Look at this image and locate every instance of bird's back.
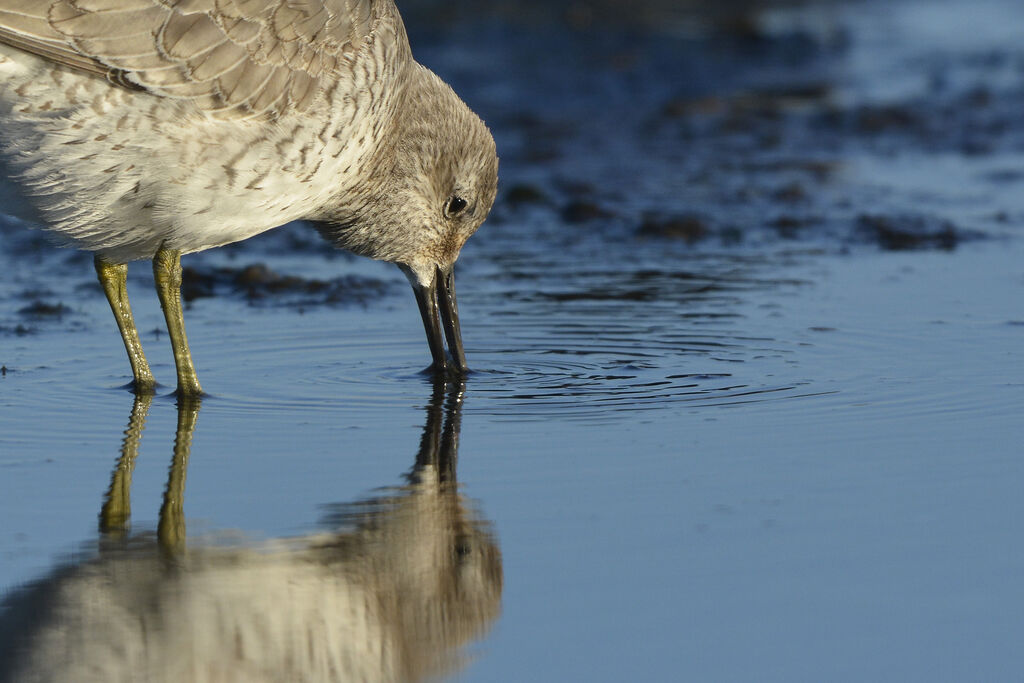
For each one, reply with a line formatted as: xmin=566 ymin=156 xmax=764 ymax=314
xmin=0 ymin=0 xmax=397 ymax=119
xmin=0 ymin=0 xmax=412 ymax=262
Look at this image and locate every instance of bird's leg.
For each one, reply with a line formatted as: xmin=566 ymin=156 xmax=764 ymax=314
xmin=94 ymin=256 xmax=157 ymax=393
xmin=153 ymin=247 xmax=202 ymax=397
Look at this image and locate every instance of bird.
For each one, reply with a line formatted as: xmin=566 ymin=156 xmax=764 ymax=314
xmin=0 ymin=0 xmax=498 ymax=395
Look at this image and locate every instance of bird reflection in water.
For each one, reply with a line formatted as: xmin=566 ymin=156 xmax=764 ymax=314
xmin=0 ymin=382 xmax=501 ymax=683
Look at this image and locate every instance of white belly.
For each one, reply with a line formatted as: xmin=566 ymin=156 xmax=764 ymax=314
xmin=0 ymin=46 xmax=372 ymax=263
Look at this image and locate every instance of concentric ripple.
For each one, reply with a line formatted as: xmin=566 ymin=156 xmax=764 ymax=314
xmin=416 ymin=242 xmax=833 ymax=421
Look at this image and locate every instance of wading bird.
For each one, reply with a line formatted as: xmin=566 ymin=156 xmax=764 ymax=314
xmin=0 ymin=0 xmax=498 ymax=394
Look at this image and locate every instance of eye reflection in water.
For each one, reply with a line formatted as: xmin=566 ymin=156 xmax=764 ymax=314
xmin=0 ymin=381 xmax=502 ymax=683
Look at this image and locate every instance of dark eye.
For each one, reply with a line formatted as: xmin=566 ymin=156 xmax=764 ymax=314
xmin=445 ymin=195 xmax=468 ymax=218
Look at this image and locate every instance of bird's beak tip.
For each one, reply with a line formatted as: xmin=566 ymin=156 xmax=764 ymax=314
xmin=410 ymin=263 xmax=468 ymax=375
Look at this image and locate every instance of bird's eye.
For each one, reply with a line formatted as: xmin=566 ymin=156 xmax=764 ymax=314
xmin=446 ymin=195 xmax=468 ymax=218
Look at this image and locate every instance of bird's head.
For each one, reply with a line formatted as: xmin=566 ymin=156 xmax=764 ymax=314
xmin=314 ymin=64 xmax=498 ymax=374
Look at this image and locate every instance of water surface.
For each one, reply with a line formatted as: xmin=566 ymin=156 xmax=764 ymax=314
xmin=3 ymin=0 xmax=1024 ymax=680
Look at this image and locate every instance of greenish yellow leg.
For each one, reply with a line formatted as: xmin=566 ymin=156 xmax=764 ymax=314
xmin=158 ymin=396 xmax=201 ymax=556
xmin=99 ymin=393 xmax=153 ymax=537
xmin=153 ymin=247 xmax=202 ymax=397
xmin=94 ymin=256 xmax=157 ymax=392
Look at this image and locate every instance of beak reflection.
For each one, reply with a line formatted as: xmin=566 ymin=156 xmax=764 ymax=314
xmin=412 ymin=265 xmax=469 ymax=374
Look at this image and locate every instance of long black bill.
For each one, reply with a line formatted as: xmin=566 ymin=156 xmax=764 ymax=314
xmin=412 ymin=265 xmax=468 ymax=374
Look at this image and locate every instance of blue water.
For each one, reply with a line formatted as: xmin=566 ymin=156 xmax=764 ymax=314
xmin=3 ymin=0 xmax=1024 ymax=680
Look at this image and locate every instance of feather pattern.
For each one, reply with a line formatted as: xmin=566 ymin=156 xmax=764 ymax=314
xmin=0 ymin=0 xmax=386 ymax=118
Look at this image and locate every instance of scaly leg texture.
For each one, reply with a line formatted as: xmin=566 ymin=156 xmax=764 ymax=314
xmin=153 ymin=247 xmax=202 ymax=396
xmin=94 ymin=256 xmax=157 ymax=392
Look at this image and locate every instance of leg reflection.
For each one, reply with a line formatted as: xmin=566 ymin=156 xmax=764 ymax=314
xmin=97 ymin=394 xmax=201 ymax=554
xmin=99 ymin=393 xmax=153 ymax=538
xmin=157 ymin=396 xmax=201 ymax=555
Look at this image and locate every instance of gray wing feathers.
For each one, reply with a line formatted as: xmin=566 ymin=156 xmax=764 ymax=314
xmin=0 ymin=0 xmax=384 ymax=118
xmin=0 ymin=1 xmax=108 ymax=77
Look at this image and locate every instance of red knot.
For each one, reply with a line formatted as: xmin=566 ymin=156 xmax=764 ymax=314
xmin=0 ymin=0 xmax=498 ymax=395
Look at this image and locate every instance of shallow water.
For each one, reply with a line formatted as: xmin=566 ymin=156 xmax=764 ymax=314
xmin=3 ymin=0 xmax=1024 ymax=680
